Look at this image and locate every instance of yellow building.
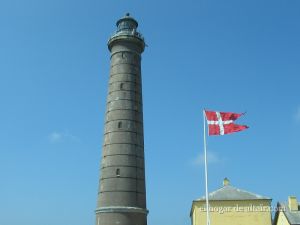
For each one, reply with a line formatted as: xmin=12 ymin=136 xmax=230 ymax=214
xmin=273 ymin=196 xmax=300 ymax=225
xmin=190 ymin=178 xmax=272 ymax=225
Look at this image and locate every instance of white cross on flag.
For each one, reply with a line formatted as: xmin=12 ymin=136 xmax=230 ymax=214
xmin=204 ymin=110 xmax=249 ymax=136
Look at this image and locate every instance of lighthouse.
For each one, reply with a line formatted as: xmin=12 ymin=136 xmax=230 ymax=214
xmin=95 ymin=14 xmax=148 ymax=225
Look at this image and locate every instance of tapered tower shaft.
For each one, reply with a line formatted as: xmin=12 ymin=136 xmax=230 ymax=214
xmin=95 ymin=14 xmax=148 ymax=225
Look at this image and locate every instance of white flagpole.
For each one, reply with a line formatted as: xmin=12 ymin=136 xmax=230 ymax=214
xmin=203 ymin=110 xmax=210 ymax=225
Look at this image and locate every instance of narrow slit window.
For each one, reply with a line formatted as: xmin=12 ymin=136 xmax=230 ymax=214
xmin=116 ymin=168 xmax=120 ymax=177
xmin=120 ymin=83 xmax=124 ymax=90
xmin=118 ymin=121 xmax=122 ymax=129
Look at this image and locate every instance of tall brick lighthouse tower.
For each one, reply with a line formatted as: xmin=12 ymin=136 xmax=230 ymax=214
xmin=95 ymin=14 xmax=148 ymax=225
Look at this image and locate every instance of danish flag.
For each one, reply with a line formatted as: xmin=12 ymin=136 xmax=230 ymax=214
xmin=204 ymin=110 xmax=249 ymax=136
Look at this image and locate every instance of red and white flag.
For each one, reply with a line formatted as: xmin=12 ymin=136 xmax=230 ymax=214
xmin=204 ymin=110 xmax=248 ymax=136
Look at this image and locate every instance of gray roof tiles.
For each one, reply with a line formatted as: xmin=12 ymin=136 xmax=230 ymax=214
xmin=280 ymin=203 xmax=300 ymax=225
xmin=196 ymin=185 xmax=271 ymax=201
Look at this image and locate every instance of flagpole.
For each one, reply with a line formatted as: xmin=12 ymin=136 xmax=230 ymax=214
xmin=203 ymin=110 xmax=210 ymax=225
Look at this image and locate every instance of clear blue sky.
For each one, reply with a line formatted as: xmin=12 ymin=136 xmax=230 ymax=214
xmin=1 ymin=0 xmax=300 ymax=225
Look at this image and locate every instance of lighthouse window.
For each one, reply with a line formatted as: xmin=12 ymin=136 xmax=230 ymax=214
xmin=116 ymin=168 xmax=120 ymax=177
xmin=120 ymin=83 xmax=124 ymax=90
xmin=134 ymin=55 xmax=138 ymax=63
xmin=118 ymin=121 xmax=122 ymax=129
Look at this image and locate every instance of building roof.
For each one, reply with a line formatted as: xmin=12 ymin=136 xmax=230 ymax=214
xmin=190 ymin=179 xmax=271 ymax=217
xmin=278 ymin=202 xmax=300 ymax=225
xmin=195 ymin=184 xmax=271 ymax=201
